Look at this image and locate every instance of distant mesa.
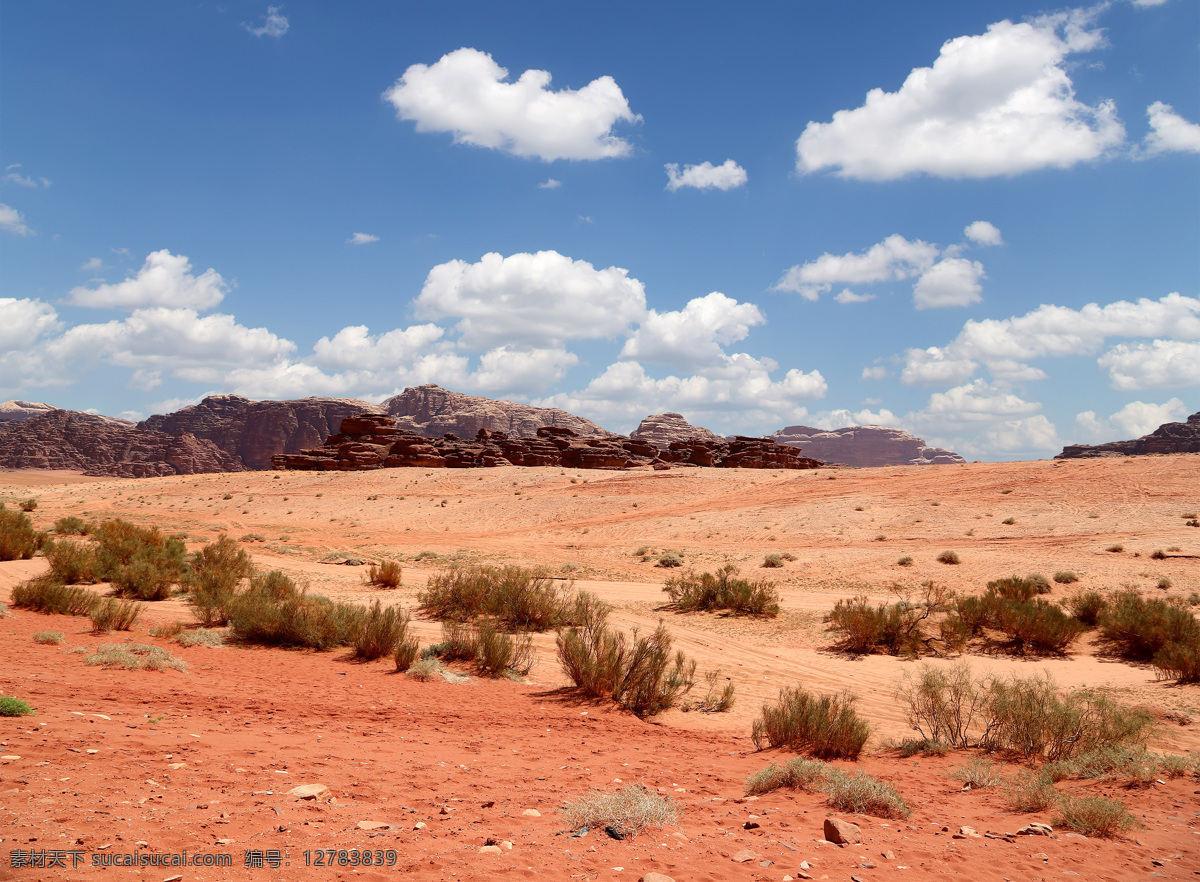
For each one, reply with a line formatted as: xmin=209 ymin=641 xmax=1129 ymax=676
xmin=384 ymin=384 xmax=612 ymax=440
xmin=770 ymin=424 xmax=965 ymax=467
xmin=630 ymin=412 xmax=722 ymax=447
xmin=0 ymin=400 xmax=59 ymax=423
xmin=1056 ymin=411 xmax=1200 ymax=459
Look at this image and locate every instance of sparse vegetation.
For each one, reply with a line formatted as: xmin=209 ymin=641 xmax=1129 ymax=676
xmin=948 ymin=757 xmax=1002 ymax=788
xmin=1003 ymin=770 xmax=1055 ymax=812
xmin=83 ymin=643 xmax=187 ymax=672
xmin=656 ymin=551 xmax=684 ymax=568
xmin=0 ymin=695 xmax=35 ymax=716
xmin=751 ymin=684 xmax=871 ymax=759
xmin=90 ymin=519 xmax=188 ymax=600
xmin=472 ymin=619 xmax=534 ymax=678
xmin=1054 ymin=794 xmax=1139 ymax=838
xmin=560 ymin=783 xmax=679 ymax=838
xmin=897 ymin=556 xmax=914 ymax=567
xmin=89 ymin=597 xmax=143 ymax=632
xmin=0 ymin=506 xmax=46 ymax=561
xmin=762 ymin=553 xmax=784 ymax=568
xmin=19 ymin=498 xmax=37 ymax=512
xmin=827 ymin=582 xmax=953 ymax=656
xmin=353 ymin=601 xmax=413 ymax=661
xmin=663 ymin=564 xmax=780 ymax=617
xmin=419 ymin=564 xmax=584 ymax=631
xmin=1098 ymin=589 xmax=1200 ymax=682
xmin=1063 ymin=590 xmax=1108 ymax=627
xmin=687 ymin=669 xmax=735 ymax=713
xmin=1001 ymin=517 xmax=1015 ymax=525
xmin=175 ymin=628 xmax=225 ymax=648
xmin=1053 ymin=571 xmax=1079 ymax=584
xmin=404 ymin=655 xmax=442 ymax=681
xmin=53 ymin=516 xmax=88 ymax=535
xmin=949 ymin=576 xmax=1084 ymax=654
xmin=367 ymin=560 xmax=402 ymax=588
xmin=744 ymin=757 xmax=909 ymax=818
xmin=1105 ymin=544 xmax=1124 ymax=553
xmin=11 ymin=577 xmax=99 ymax=616
xmin=936 ymin=550 xmax=960 ymax=565
xmin=32 ymin=632 xmax=64 ymax=645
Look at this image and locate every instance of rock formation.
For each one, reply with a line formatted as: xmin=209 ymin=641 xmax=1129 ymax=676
xmin=138 ymin=395 xmax=386 ymax=470
xmin=1056 ymin=411 xmax=1200 ymax=458
xmin=0 ymin=409 xmax=242 ymax=477
xmin=273 ymin=414 xmax=823 ymax=472
xmin=0 ymin=400 xmax=58 ymax=423
xmin=630 ymin=413 xmax=723 ymax=447
xmin=382 ymin=384 xmax=612 ymax=440
xmin=770 ymin=425 xmax=965 ymax=467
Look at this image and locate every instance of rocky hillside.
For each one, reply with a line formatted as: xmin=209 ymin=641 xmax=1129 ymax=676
xmin=629 ymin=412 xmax=722 ymax=447
xmin=138 ymin=395 xmax=385 ymax=470
xmin=0 ymin=409 xmax=242 ymax=477
xmin=1057 ymin=411 xmax=1200 ymax=458
xmin=771 ymin=424 xmax=965 ymax=466
xmin=0 ymin=400 xmax=58 ymax=423
xmin=383 ymin=384 xmax=612 ymax=439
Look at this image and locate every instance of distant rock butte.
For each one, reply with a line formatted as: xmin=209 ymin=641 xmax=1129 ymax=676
xmin=383 ymin=384 xmax=612 ymax=440
xmin=0 ymin=400 xmax=59 ymax=423
xmin=139 ymin=395 xmax=386 ymax=470
xmin=0 ymin=409 xmax=242 ymax=477
xmin=771 ymin=424 xmax=965 ymax=467
xmin=630 ymin=413 xmax=723 ymax=447
xmin=1057 ymin=411 xmax=1200 ymax=458
xmin=273 ymin=413 xmax=823 ymax=472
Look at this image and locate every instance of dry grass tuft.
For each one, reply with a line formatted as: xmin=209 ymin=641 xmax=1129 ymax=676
xmin=751 ymin=684 xmax=871 ymax=759
xmin=560 ymin=784 xmax=679 ymax=838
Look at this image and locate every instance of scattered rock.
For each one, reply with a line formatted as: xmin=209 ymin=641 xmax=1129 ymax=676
xmin=356 ymin=821 xmax=392 ymax=831
xmin=413 ymin=822 xmax=426 ymax=830
xmin=630 ymin=413 xmax=722 ymax=447
xmin=522 ymin=809 xmax=541 ymax=817
xmin=730 ymin=849 xmax=757 ymax=863
xmin=954 ymin=826 xmax=981 ymax=839
xmin=287 ymin=784 xmax=332 ymax=801
xmin=605 ymin=825 xmax=626 ymax=840
xmin=1015 ymin=822 xmax=1055 ymax=838
xmin=638 ymin=874 xmax=676 ymax=882
xmin=479 ymin=845 xmax=502 ymax=855
xmin=824 ymin=817 xmax=862 ymax=845
xmin=1057 ymin=411 xmax=1200 ymax=459
xmin=743 ymin=820 xmax=761 ymax=830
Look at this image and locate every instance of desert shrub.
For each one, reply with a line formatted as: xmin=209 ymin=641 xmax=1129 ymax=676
xmin=1105 ymin=544 xmax=1124 ymax=553
xmin=89 ymin=519 xmax=187 ymax=600
xmin=751 ymin=684 xmax=870 ymax=759
xmin=1003 ymin=770 xmax=1056 ymax=812
xmin=436 ymin=620 xmax=479 ymax=662
xmin=827 ymin=582 xmax=953 ymax=656
xmin=937 ymin=550 xmax=960 ymax=565
xmin=745 ymin=757 xmax=830 ymax=795
xmin=353 ymin=600 xmax=412 ymax=661
xmin=824 ymin=768 xmax=910 ymax=819
xmin=1054 ymin=794 xmax=1139 ymax=837
xmin=948 ymin=757 xmax=1002 ymax=789
xmin=367 ymin=560 xmax=402 ymax=588
xmin=53 ymin=516 xmax=88 ymax=535
xmin=1054 ymin=571 xmax=1080 ymax=584
xmin=83 ymin=643 xmax=187 ymax=672
xmin=405 ymin=656 xmax=442 ymax=680
xmin=1025 ymin=573 xmax=1052 ymax=594
xmin=1099 ymin=589 xmax=1200 ymax=681
xmin=1063 ymin=591 xmax=1108 ymax=627
xmin=950 ymin=578 xmax=1083 ymax=654
xmin=0 ymin=601 xmax=7 ymax=617
xmin=225 ymin=581 xmax=366 ymax=651
xmin=32 ymin=632 xmax=64 ymax=645
xmin=762 ymin=553 xmax=784 ymax=568
xmin=897 ymin=662 xmax=989 ymax=749
xmin=89 ymin=597 xmax=143 ymax=632
xmin=187 ymin=535 xmax=253 ymax=587
xmin=987 ymin=576 xmax=1040 ymax=601
xmin=0 ymin=696 xmax=35 ymax=716
xmin=1156 ymin=577 xmax=1172 ymax=590
xmin=1055 ymin=745 xmax=1162 ymax=783
xmin=419 ymin=564 xmax=573 ymax=631
xmin=393 ymin=633 xmax=421 ymax=672
xmin=663 ymin=564 xmax=780 ymax=617
xmin=0 ymin=507 xmax=45 ymax=561
xmin=18 ymin=498 xmax=37 ymax=512
xmin=150 ymin=621 xmax=185 ymax=639
xmin=1001 ymin=517 xmax=1015 ymax=525
xmin=689 ymin=669 xmax=735 ymax=713
xmin=560 ymin=783 xmax=679 ymax=838
xmin=557 ymin=616 xmax=696 ymax=718
xmin=44 ymin=538 xmax=99 ymax=584
xmin=1150 ymin=549 xmax=1166 ymax=560
xmin=473 ymin=618 xmax=534 ymax=677
xmin=895 ymin=737 xmax=951 ymax=757
xmin=175 ymin=628 xmax=225 ymax=648
xmin=897 ymin=556 xmax=914 ymax=567
xmin=656 ymin=551 xmax=684 ymax=568
xmin=11 ymin=576 xmax=99 ymax=616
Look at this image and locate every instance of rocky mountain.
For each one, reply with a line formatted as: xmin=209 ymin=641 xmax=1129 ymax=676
xmin=0 ymin=409 xmax=242 ymax=477
xmin=630 ymin=412 xmax=722 ymax=447
xmin=1057 ymin=411 xmax=1200 ymax=458
xmin=138 ymin=395 xmax=385 ymax=470
xmin=770 ymin=425 xmax=965 ymax=466
xmin=382 ymin=384 xmax=612 ymax=440
xmin=0 ymin=400 xmax=59 ymax=423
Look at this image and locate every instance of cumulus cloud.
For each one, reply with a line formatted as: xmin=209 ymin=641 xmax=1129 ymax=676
xmin=311 ymin=324 xmax=447 ymax=371
xmin=664 ymin=159 xmax=748 ymax=192
xmin=1110 ymin=397 xmax=1187 ymax=436
xmin=383 ymin=48 xmax=640 ymax=161
xmin=470 ymin=346 xmax=579 ymax=393
xmin=2 ymin=165 xmax=50 ymax=188
xmin=912 ymin=257 xmax=985 ymax=309
xmin=1098 ymin=339 xmax=1200 ymax=390
xmin=808 ymin=407 xmax=903 ymax=430
xmin=774 ymin=234 xmax=939 ymax=301
xmin=0 ymin=298 xmax=61 ymax=351
xmin=68 ymin=250 xmax=228 ymax=310
xmin=243 ymin=5 xmax=289 ymax=38
xmin=414 ymin=250 xmax=647 ymax=350
xmin=795 ymin=12 xmax=1124 ymax=179
xmin=620 ymin=292 xmax=764 ymax=370
xmin=861 ymin=365 xmax=890 ymax=380
xmin=348 ymin=232 xmax=380 ymax=245
xmin=0 ymin=204 xmax=32 ymax=236
xmin=964 ymin=220 xmax=1003 ymax=246
xmin=1141 ymin=102 xmax=1200 ymax=156
xmin=834 ymin=289 xmax=875 ymax=304
xmin=537 ymin=178 xmax=561 ymax=189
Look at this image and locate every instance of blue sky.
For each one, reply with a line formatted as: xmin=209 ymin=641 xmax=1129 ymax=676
xmin=1 ymin=0 xmax=1197 ymax=459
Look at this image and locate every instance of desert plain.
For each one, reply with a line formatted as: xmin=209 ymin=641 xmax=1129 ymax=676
xmin=0 ymin=454 xmax=1198 ymax=881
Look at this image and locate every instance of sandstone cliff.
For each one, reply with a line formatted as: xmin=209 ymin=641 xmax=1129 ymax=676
xmin=0 ymin=401 xmax=59 ymax=423
xmin=139 ymin=395 xmax=385 ymax=470
xmin=1057 ymin=411 xmax=1200 ymax=458
xmin=383 ymin=384 xmax=612 ymax=440
xmin=0 ymin=409 xmax=242 ymax=477
xmin=770 ymin=424 xmax=965 ymax=467
xmin=630 ymin=413 xmax=723 ymax=447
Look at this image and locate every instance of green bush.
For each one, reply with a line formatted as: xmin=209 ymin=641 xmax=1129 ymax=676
xmin=224 ymin=577 xmax=367 ymax=651
xmin=353 ymin=600 xmax=412 ymax=660
xmin=44 ymin=538 xmax=99 ymax=584
xmin=1063 ymin=590 xmax=1108 ymax=627
xmin=1054 ymin=794 xmax=1139 ymax=837
xmin=89 ymin=519 xmax=187 ymax=600
xmin=1053 ymin=571 xmax=1080 ymax=584
xmin=11 ymin=577 xmax=99 ymax=616
xmin=656 ymin=551 xmax=684 ymax=568
xmin=0 ymin=506 xmax=45 ymax=561
xmin=19 ymin=498 xmax=37 ymax=512
xmin=83 ymin=643 xmax=187 ymax=672
xmin=368 ymin=560 xmax=402 ymax=588
xmin=937 ymin=550 xmax=960 ymax=565
xmin=751 ymin=684 xmax=871 ymax=759
xmin=1099 ymin=589 xmax=1200 ymax=682
xmin=663 ymin=564 xmax=780 ymax=617
xmin=948 ymin=757 xmax=1002 ymax=788
xmin=53 ymin=516 xmax=89 ymax=535
xmin=762 ymin=553 xmax=785 ymax=568
xmin=393 ymin=634 xmax=421 ymax=672
xmin=89 ymin=597 xmax=143 ymax=633
xmin=949 ymin=578 xmax=1084 ymax=654
xmin=690 ymin=669 xmax=736 ymax=713
xmin=897 ymin=556 xmax=914 ymax=567
xmin=175 ymin=628 xmax=225 ymax=648
xmin=0 ymin=695 xmax=35 ymax=716
xmin=897 ymin=662 xmax=988 ymax=749
xmin=472 ymin=618 xmax=534 ymax=678
xmin=827 ymin=583 xmax=953 ymax=656
xmin=1003 ymin=770 xmax=1055 ymax=812
xmin=419 ymin=564 xmax=575 ymax=631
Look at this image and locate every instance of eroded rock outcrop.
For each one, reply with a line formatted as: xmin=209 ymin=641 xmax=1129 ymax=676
xmin=139 ymin=395 xmax=386 ymax=470
xmin=383 ymin=384 xmax=612 ymax=440
xmin=0 ymin=409 xmax=243 ymax=477
xmin=630 ymin=413 xmax=723 ymax=447
xmin=0 ymin=401 xmax=58 ymax=423
xmin=273 ymin=414 xmax=823 ymax=472
xmin=1057 ymin=411 xmax=1200 ymax=458
xmin=770 ymin=425 xmax=965 ymax=467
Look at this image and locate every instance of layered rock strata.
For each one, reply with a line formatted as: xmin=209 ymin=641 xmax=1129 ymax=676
xmin=1056 ymin=411 xmax=1200 ymax=458
xmin=273 ymin=414 xmax=823 ymax=471
xmin=629 ymin=412 xmax=723 ymax=447
xmin=770 ymin=425 xmax=964 ymax=466
xmin=382 ymin=384 xmax=613 ymax=440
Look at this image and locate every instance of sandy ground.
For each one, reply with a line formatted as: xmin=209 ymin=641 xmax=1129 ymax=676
xmin=1 ymin=456 xmax=1198 ymax=880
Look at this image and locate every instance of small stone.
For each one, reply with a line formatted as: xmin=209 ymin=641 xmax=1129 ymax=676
xmin=163 ymin=876 xmax=183 ymax=882
xmin=799 ymin=862 xmax=811 ymax=870
xmin=824 ymin=817 xmax=862 ymax=845
xmin=167 ymin=763 xmax=186 ymax=769
xmin=958 ymin=826 xmax=981 ymax=838
xmin=287 ymin=784 xmax=331 ymax=802
xmin=852 ymin=877 xmax=867 ymax=882
xmin=522 ymin=808 xmax=541 ymax=817
xmin=479 ymin=845 xmax=502 ymax=855
xmin=1016 ymin=822 xmax=1055 ymax=838
xmin=1031 ymin=852 xmax=1049 ymax=860
xmin=731 ymin=848 xmax=757 ymax=863
xmin=605 ymin=826 xmax=626 ymax=841
xmin=884 ymin=851 xmax=896 ymax=860
xmin=759 ymin=860 xmax=774 ymax=868
xmin=357 ymin=821 xmax=392 ymax=831
xmin=1 ymin=756 xmax=20 ymax=761
xmin=500 ymin=841 xmax=512 ymax=851
xmin=796 ymin=874 xmax=813 ymax=881
xmin=744 ymin=821 xmax=761 ymax=830
xmin=86 ymin=749 xmax=99 ymax=754
xmin=413 ymin=822 xmax=426 ymax=830
xmin=638 ymin=874 xmax=676 ymax=882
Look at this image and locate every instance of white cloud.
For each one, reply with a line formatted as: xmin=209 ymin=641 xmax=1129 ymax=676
xmin=0 ymin=204 xmax=32 ymax=236
xmin=619 ymin=292 xmax=764 ymax=369
xmin=470 ymin=345 xmax=579 ymax=393
xmin=68 ymin=250 xmax=228 ymax=310
xmin=795 ymin=13 xmax=1124 ymax=179
xmin=900 ymin=347 xmax=979 ymax=385
xmin=924 ymin=379 xmax=1042 ymax=418
xmin=243 ymin=5 xmax=289 ymax=38
xmin=1141 ymin=102 xmax=1200 ymax=156
xmin=0 ymin=298 xmax=60 ymax=351
xmin=912 ymin=257 xmax=985 ymax=309
xmin=414 ymin=250 xmax=647 ymax=350
xmin=809 ymin=407 xmax=903 ymax=429
xmin=2 ymin=168 xmax=50 ymax=188
xmin=1129 ymin=0 xmax=1169 ymax=7
xmin=834 ymin=288 xmax=875 ymax=304
xmin=1097 ymin=339 xmax=1200 ymax=390
xmin=861 ymin=365 xmax=889 ymax=380
xmin=964 ymin=220 xmax=1003 ymax=246
xmin=80 ymin=257 xmax=105 ymax=272
xmin=774 ymin=234 xmax=939 ymax=301
xmin=383 ymin=48 xmax=640 ymax=161
xmin=311 ymin=324 xmax=446 ymax=371
xmin=537 ymin=178 xmax=562 ymax=189
xmin=664 ymin=159 xmax=747 ymax=192
xmin=348 ymin=232 xmax=380 ymax=245
xmin=1110 ymin=397 xmax=1187 ymax=437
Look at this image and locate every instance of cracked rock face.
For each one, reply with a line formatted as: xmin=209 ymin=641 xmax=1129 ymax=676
xmin=770 ymin=424 xmax=965 ymax=467
xmin=629 ymin=413 xmax=723 ymax=447
xmin=383 ymin=384 xmax=613 ymax=441
xmin=1057 ymin=412 xmax=1200 ymax=459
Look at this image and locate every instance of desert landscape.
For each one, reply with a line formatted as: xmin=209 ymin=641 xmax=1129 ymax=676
xmin=1 ymin=451 xmax=1198 ymax=881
